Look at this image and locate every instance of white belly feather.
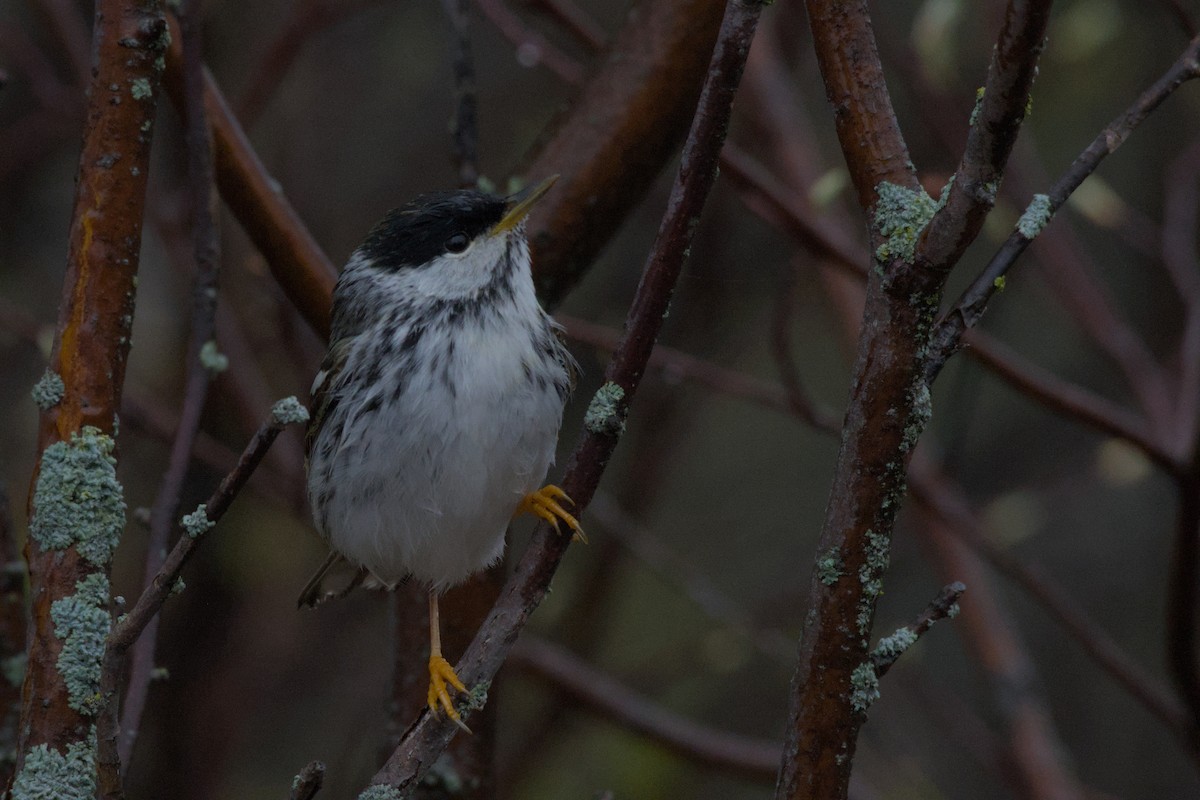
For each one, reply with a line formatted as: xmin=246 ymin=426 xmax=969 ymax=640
xmin=308 ymin=311 xmax=566 ymax=591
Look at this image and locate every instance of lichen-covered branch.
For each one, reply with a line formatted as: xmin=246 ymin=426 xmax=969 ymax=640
xmin=918 ymin=0 xmax=1052 ymax=270
xmin=870 ymin=582 xmax=965 ymax=678
xmin=361 ymin=2 xmax=765 ymax=791
xmin=17 ymin=0 xmax=168 ymax=792
xmin=927 ymin=35 xmax=1200 ymax=382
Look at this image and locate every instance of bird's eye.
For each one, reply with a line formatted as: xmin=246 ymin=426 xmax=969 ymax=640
xmin=445 ymin=233 xmax=470 ymax=254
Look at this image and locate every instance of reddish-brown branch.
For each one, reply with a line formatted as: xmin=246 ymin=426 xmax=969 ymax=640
xmin=509 ymin=636 xmax=782 ymax=782
xmin=162 ymin=24 xmax=339 ymax=339
xmin=777 ymin=2 xmax=939 ymax=795
xmin=363 ymin=2 xmax=764 ymax=789
xmin=18 ymin=0 xmax=168 ymax=769
xmin=475 ymin=0 xmax=585 ymax=85
xmin=525 ymin=0 xmax=607 ymax=52
xmin=919 ymin=0 xmax=1051 ymax=270
xmin=522 ymin=0 xmax=728 ymax=307
xmin=803 ymin=0 xmax=918 ymax=208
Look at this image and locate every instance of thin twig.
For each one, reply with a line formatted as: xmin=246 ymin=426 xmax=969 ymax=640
xmin=927 ymin=35 xmax=1200 ymax=381
xmin=769 ymin=278 xmax=843 ymax=434
xmin=121 ymin=0 xmax=222 ymax=769
xmin=871 ymin=582 xmax=965 ymax=678
xmin=509 ymin=636 xmax=782 ymax=782
xmin=96 ymin=404 xmax=306 ymax=799
xmin=443 ymin=0 xmax=480 ymax=187
xmin=363 ymin=2 xmax=765 ymax=790
xmin=288 ymin=760 xmax=326 ymax=800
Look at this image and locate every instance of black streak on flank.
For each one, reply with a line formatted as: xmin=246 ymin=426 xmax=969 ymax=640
xmin=358 ymin=190 xmax=507 ymax=271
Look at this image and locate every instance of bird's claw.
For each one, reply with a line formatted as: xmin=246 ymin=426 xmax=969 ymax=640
xmin=516 ymin=485 xmax=587 ymax=543
xmin=428 ymin=654 xmax=471 ymax=733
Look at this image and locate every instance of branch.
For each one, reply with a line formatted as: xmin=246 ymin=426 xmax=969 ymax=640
xmin=927 ymin=35 xmax=1200 ymax=380
xmin=509 ymin=636 xmax=781 ymax=782
xmin=918 ymin=0 xmax=1052 ymax=270
xmin=121 ymin=0 xmax=222 ymax=769
xmin=803 ymin=0 xmax=918 ymax=208
xmin=362 ymin=2 xmax=765 ymax=790
xmin=870 ymin=583 xmax=965 ymax=678
xmin=16 ymin=0 xmax=167 ymax=777
xmin=96 ymin=401 xmax=307 ymax=799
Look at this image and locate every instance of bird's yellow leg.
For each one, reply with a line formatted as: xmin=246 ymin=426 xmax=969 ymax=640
xmin=515 ymin=484 xmax=587 ymax=543
xmin=427 ymin=592 xmax=471 ymax=733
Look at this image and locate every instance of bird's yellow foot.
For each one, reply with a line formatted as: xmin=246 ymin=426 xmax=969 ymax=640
xmin=428 ymin=654 xmax=471 ymax=733
xmin=516 ymin=485 xmax=587 ymax=543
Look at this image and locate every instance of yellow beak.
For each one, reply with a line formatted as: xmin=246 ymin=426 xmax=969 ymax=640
xmin=491 ymin=174 xmax=559 ymax=235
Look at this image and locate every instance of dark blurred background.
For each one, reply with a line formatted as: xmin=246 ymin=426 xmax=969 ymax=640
xmin=3 ymin=0 xmax=1200 ymax=798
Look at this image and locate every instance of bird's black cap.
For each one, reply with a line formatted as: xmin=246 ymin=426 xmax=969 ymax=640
xmin=359 ymin=190 xmax=507 ymax=271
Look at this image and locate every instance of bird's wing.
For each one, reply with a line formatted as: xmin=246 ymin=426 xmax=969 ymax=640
xmin=305 ymin=335 xmax=356 ymax=458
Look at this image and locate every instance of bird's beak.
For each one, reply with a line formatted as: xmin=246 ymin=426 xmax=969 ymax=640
xmin=491 ymin=174 xmax=559 ymax=235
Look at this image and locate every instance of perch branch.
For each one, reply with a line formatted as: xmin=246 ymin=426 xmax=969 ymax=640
xmin=288 ymin=760 xmax=326 ymax=800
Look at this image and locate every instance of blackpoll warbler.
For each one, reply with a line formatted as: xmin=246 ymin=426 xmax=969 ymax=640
xmin=301 ymin=175 xmax=582 ymax=727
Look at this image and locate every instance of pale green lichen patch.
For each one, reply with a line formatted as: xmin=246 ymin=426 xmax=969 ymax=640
xmin=584 ymin=382 xmax=626 ymax=436
xmin=181 ymin=504 xmax=214 ymax=538
xmin=1016 ymin=193 xmax=1053 ymax=239
xmin=849 ymin=662 xmax=880 ymax=714
xmin=29 ymin=427 xmax=126 ymax=566
xmin=816 ymin=547 xmax=843 ymax=586
xmin=993 ymin=275 xmax=1007 ymax=291
xmin=129 ymin=77 xmax=153 ymax=100
xmin=31 ymin=371 xmax=65 ymax=410
xmin=901 ymin=382 xmax=933 ymax=454
xmin=198 ymin=340 xmax=228 ymax=374
xmin=271 ymin=396 xmax=310 ymax=426
xmin=11 ymin=733 xmax=96 ymax=800
xmin=357 ymin=785 xmax=403 ymax=800
xmin=874 ymin=181 xmax=940 ymax=263
xmin=872 ymin=627 xmax=918 ymax=663
xmin=50 ymin=574 xmax=111 ymax=716
xmin=460 ymin=679 xmax=490 ymax=715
